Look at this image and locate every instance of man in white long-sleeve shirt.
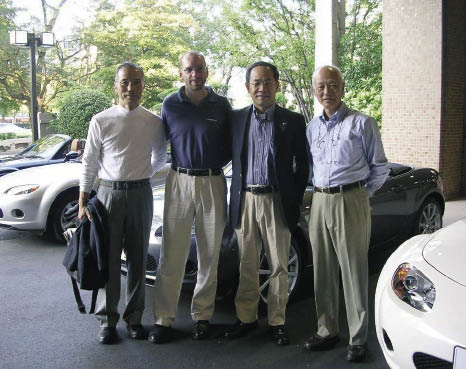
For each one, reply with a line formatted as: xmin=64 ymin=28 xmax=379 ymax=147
xmin=79 ymin=62 xmax=166 ymax=344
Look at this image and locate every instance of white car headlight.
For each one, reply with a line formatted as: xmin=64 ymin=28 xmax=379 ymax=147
xmin=4 ymin=184 xmax=40 ymax=195
xmin=392 ymin=263 xmax=436 ymax=312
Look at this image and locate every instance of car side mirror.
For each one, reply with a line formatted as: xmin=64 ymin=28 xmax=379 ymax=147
xmin=64 ymin=151 xmax=79 ymax=162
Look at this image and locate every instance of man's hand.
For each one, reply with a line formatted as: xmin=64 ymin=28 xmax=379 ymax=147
xmin=78 ymin=191 xmax=92 ymax=221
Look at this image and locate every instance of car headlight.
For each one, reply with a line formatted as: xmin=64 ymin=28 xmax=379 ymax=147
xmin=5 ymin=184 xmax=40 ymax=195
xmin=392 ymin=263 xmax=436 ymax=312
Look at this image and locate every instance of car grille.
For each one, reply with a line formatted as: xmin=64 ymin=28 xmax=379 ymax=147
xmin=413 ymin=352 xmax=452 ymax=369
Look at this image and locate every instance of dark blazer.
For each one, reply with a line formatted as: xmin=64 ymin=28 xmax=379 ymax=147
xmin=229 ymin=104 xmax=309 ymax=233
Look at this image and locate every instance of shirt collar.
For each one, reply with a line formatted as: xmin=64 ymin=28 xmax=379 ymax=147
xmin=319 ymin=101 xmax=348 ymax=124
xmin=253 ymin=103 xmax=275 ymax=121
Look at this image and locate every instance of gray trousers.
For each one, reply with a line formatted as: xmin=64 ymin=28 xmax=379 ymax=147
xmin=309 ymin=186 xmax=371 ymax=345
xmin=95 ymin=181 xmax=153 ymax=328
xmin=153 ymin=170 xmax=227 ymax=326
xmin=235 ymin=191 xmax=291 ymax=326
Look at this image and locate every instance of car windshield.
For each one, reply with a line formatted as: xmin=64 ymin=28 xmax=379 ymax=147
xmin=19 ymin=135 xmax=68 ymax=158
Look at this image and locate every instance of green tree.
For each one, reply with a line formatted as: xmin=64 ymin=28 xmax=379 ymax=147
xmin=191 ymin=0 xmax=315 ymax=120
xmin=81 ymin=0 xmax=196 ymax=111
xmin=50 ymin=89 xmax=111 ymax=138
xmin=0 ymin=0 xmax=96 ymax=117
xmin=340 ymin=0 xmax=382 ymax=124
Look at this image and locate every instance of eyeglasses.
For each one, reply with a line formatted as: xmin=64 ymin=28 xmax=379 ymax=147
xmin=248 ymin=80 xmax=276 ymax=88
xmin=182 ymin=66 xmax=207 ymax=74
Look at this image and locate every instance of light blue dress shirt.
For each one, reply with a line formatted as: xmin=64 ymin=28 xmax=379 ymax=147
xmin=246 ymin=104 xmax=277 ymax=186
xmin=306 ymin=102 xmax=388 ymax=197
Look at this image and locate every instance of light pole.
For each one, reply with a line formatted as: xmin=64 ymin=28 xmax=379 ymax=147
xmin=9 ymin=30 xmax=55 ymax=141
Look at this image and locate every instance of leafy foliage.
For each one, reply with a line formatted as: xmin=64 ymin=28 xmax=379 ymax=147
xmin=50 ymin=89 xmax=111 ymax=138
xmin=340 ymin=0 xmax=382 ymax=124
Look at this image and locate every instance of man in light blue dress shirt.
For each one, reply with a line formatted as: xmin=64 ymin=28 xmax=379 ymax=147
xmin=304 ymin=65 xmax=388 ymax=362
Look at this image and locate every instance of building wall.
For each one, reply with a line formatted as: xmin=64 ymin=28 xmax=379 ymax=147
xmin=440 ymin=0 xmax=466 ymax=198
xmin=382 ymin=0 xmax=466 ymax=199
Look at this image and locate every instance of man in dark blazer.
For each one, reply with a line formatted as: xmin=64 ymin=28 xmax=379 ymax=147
xmin=225 ymin=61 xmax=309 ymax=345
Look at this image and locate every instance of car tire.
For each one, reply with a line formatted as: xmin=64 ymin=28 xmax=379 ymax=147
xmin=47 ymin=191 xmax=79 ymax=243
xmin=413 ymin=197 xmax=443 ymax=235
xmin=258 ymin=237 xmax=304 ymax=310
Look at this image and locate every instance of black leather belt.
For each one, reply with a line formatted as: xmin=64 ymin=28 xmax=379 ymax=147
xmin=313 ymin=181 xmax=363 ymax=194
xmin=172 ymin=165 xmax=222 ymax=176
xmin=244 ymin=185 xmax=278 ymax=194
xmin=99 ymin=178 xmax=150 ymax=190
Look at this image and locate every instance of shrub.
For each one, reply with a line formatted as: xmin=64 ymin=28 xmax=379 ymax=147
xmin=51 ymin=90 xmax=111 ymax=138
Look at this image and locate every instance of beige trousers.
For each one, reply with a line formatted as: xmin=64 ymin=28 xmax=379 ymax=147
xmin=152 ymin=169 xmax=227 ymax=326
xmin=309 ymin=186 xmax=371 ymax=345
xmin=235 ymin=191 xmax=291 ymax=326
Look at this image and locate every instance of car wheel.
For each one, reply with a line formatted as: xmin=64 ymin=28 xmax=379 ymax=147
xmin=259 ymin=237 xmax=304 ymax=308
xmin=414 ymin=197 xmax=443 ymax=235
xmin=48 ymin=191 xmax=79 ymax=243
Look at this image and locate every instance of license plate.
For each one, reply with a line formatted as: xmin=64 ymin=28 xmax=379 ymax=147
xmin=454 ymin=346 xmax=466 ymax=369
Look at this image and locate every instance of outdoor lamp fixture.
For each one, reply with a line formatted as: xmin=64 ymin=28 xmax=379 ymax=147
xmin=9 ymin=30 xmax=55 ymax=141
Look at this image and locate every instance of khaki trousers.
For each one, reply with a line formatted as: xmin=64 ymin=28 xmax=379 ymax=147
xmin=153 ymin=169 xmax=227 ymax=326
xmin=309 ymin=186 xmax=371 ymax=345
xmin=235 ymin=191 xmax=291 ymax=326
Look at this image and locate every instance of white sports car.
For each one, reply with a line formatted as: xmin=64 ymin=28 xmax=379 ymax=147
xmin=375 ymin=217 xmax=466 ymax=369
xmin=0 ymin=158 xmax=170 ymax=242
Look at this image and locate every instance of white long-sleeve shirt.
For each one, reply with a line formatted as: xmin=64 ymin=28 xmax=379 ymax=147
xmin=80 ymin=104 xmax=167 ymax=193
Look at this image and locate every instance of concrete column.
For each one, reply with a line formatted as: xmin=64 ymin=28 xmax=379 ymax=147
xmin=314 ymin=0 xmax=345 ymax=115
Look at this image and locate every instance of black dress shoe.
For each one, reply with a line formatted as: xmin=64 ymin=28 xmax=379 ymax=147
xmin=224 ymin=320 xmax=258 ymax=339
xmin=270 ymin=325 xmax=289 ymax=346
xmin=346 ymin=344 xmax=367 ymax=362
xmin=127 ymin=324 xmax=146 ymax=340
xmin=303 ymin=333 xmax=340 ymax=351
xmin=192 ymin=320 xmax=209 ymax=340
xmin=98 ymin=327 xmax=119 ymax=344
xmin=148 ymin=324 xmax=172 ymax=344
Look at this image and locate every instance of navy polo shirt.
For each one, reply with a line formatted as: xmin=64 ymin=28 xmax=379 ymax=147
xmin=162 ymin=86 xmax=232 ymax=169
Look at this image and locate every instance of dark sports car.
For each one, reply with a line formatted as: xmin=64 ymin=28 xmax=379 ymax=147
xmin=0 ymin=134 xmax=78 ymax=177
xmin=121 ymin=162 xmax=444 ymax=305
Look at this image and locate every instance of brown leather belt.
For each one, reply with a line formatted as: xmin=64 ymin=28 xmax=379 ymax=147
xmin=313 ymin=181 xmax=363 ymax=194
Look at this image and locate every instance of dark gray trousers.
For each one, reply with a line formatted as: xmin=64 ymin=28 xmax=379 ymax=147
xmin=95 ymin=181 xmax=153 ymax=328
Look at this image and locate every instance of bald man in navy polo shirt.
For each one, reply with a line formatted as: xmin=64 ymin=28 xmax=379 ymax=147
xmin=149 ymin=51 xmax=231 ymax=343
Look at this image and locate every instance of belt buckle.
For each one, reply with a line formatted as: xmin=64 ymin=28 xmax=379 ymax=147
xmin=321 ymin=186 xmax=330 ymax=194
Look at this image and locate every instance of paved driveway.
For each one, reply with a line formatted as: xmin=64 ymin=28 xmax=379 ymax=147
xmin=0 ymin=198 xmax=464 ymax=369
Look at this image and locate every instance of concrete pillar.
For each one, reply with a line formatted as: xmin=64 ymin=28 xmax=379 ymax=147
xmin=314 ymin=0 xmax=345 ymax=115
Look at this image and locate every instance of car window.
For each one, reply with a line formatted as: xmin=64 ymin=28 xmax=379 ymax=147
xmin=20 ymin=135 xmax=68 ymax=158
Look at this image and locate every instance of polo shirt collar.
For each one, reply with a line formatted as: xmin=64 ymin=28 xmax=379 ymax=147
xmin=177 ymin=86 xmax=218 ymax=104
